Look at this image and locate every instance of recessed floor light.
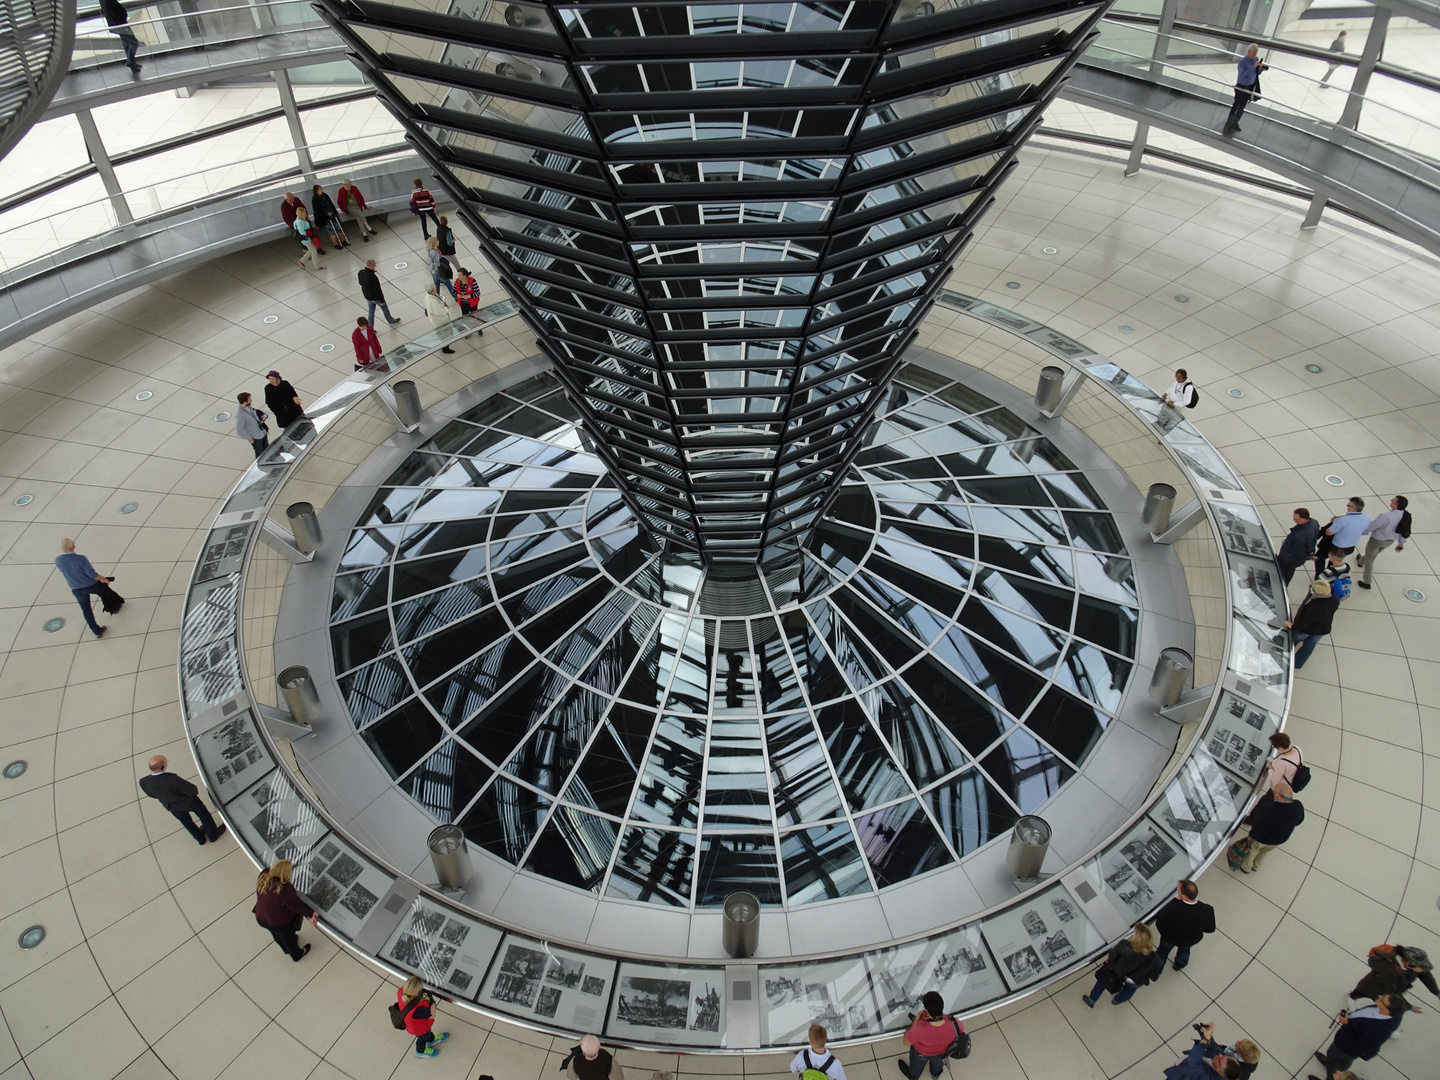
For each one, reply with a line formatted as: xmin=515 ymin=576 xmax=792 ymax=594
xmin=17 ymin=926 xmax=44 ymax=949
xmin=1430 ymin=463 xmax=1440 ymax=474
xmin=1405 ymin=588 xmax=1426 ymax=603
xmin=1325 ymin=475 xmax=1344 ymax=486
xmin=13 ymin=494 xmax=33 ymax=507
xmin=1006 ymin=281 xmax=1021 ymax=289
xmin=320 ymin=343 xmax=335 ymax=352
xmin=3 ymin=761 xmax=26 ymax=779
xmin=42 ymin=618 xmax=64 ymax=633
xmin=215 ymin=412 xmax=231 ymax=422
xmin=1228 ymin=389 xmax=1244 ymax=398
xmin=393 ymin=262 xmax=408 ymax=269
xmin=1174 ymin=294 xmax=1189 ymax=303
xmin=135 ymin=390 xmax=152 ymax=400
xmin=120 ymin=502 xmax=139 ymax=514
xmin=1043 ymin=247 xmax=1057 ymax=254
xmin=264 ymin=315 xmax=279 ymax=324
xmin=1305 ymin=364 xmax=1322 ymax=373
xmin=1119 ymin=325 xmax=1134 ymax=334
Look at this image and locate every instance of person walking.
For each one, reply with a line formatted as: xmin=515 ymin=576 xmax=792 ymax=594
xmin=410 ymin=178 xmax=440 ymax=239
xmin=1081 ymin=922 xmax=1157 ymax=1007
xmin=425 ymin=285 xmax=458 ymax=353
xmin=1239 ymin=782 xmax=1304 ymax=872
xmin=454 ymin=266 xmax=482 ymax=317
xmin=54 ymin=538 xmax=115 ymax=638
xmin=138 ymin=755 xmax=227 ymax=845
xmin=1277 ymin=508 xmax=1320 ymax=586
xmin=311 ymin=183 xmax=349 ymax=249
xmin=436 ymin=214 xmax=458 ymax=259
xmin=292 ymin=206 xmax=325 ymax=270
xmin=427 ymin=237 xmax=457 ymax=299
xmin=1222 ymin=45 xmax=1266 ymax=134
xmin=235 ymin=392 xmax=269 ymax=459
xmin=897 ymin=991 xmax=963 ymax=1079
xmin=252 ymin=860 xmax=317 ymax=961
xmin=1321 ymin=30 xmax=1347 ymax=85
xmin=791 ymin=1025 xmax=846 ymax=1080
xmin=1312 ymin=994 xmax=1406 ymax=1080
xmin=1285 ymin=578 xmax=1340 ymax=669
xmin=100 ymin=0 xmax=142 ymax=74
xmin=1347 ymin=944 xmax=1440 ymax=1006
xmin=1313 ymin=497 xmax=1370 ymax=576
xmin=397 ymin=976 xmax=450 ymax=1059
xmin=1166 ymin=1023 xmax=1243 ymax=1080
xmin=337 ymin=179 xmax=378 ymax=241
xmin=263 ymin=371 xmax=304 ymax=429
xmin=352 ymin=317 xmax=383 ymax=370
xmin=1151 ymin=880 xmax=1216 ymax=978
xmin=1156 ymin=368 xmax=1197 ymax=432
xmin=1355 ymin=495 xmax=1409 ymax=589
xmin=566 ymin=1034 xmax=625 ymax=1080
xmin=359 ymin=259 xmax=401 ymax=327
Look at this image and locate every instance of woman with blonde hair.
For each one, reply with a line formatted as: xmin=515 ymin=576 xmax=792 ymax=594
xmin=427 ymin=236 xmax=456 ymax=300
xmin=1082 ymin=922 xmax=1156 ymax=1007
xmin=252 ymin=859 xmax=317 ymax=961
xmin=396 ymin=975 xmax=449 ymax=1058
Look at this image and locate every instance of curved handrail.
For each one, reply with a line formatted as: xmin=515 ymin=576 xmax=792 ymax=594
xmin=175 ymin=290 xmax=1287 ymax=1052
xmin=69 ymin=0 xmax=327 ymax=70
xmin=0 ymin=0 xmax=76 ymax=159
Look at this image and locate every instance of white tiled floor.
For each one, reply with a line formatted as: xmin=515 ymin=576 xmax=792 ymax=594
xmin=1 ymin=144 xmax=1438 ymax=1080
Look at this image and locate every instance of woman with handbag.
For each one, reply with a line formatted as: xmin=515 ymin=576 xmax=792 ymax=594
xmin=1081 ymin=923 xmax=1157 ymax=1007
xmin=436 ymin=214 xmax=457 ymax=259
xmin=427 ymin=237 xmax=457 ymax=300
xmin=395 ymin=976 xmax=450 ymax=1059
xmin=292 ymin=206 xmax=326 ymax=270
xmin=252 ymin=860 xmax=317 ymax=962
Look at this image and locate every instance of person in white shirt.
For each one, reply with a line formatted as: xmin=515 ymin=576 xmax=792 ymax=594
xmin=1156 ymin=368 xmax=1196 ymax=432
xmin=791 ymin=1024 xmax=847 ymax=1080
xmin=1355 ymin=495 xmax=1409 ymax=589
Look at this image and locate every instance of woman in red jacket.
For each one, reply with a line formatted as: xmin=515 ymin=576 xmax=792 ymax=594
xmin=397 ymin=976 xmax=450 ymax=1059
xmin=454 ymin=267 xmax=482 ymax=317
xmin=352 ymin=316 xmax=383 ymax=371
xmin=252 ymin=860 xmax=316 ymax=961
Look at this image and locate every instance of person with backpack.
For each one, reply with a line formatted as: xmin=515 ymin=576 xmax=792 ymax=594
xmin=427 ymin=237 xmax=457 ymax=299
xmin=394 ymin=975 xmax=449 ymax=1058
xmin=898 ymin=991 xmax=966 ymax=1078
xmin=1081 ymin=922 xmax=1157 ymax=1007
xmin=1238 ymin=782 xmax=1303 ymax=872
xmin=1348 ymin=944 xmax=1439 ymax=1006
xmin=1355 ymin=495 xmax=1410 ymax=589
xmin=791 ymin=1024 xmax=846 ymax=1080
xmin=1312 ymin=497 xmax=1370 ymax=578
xmin=1315 ymin=548 xmax=1353 ymax=600
xmin=1156 ymin=368 xmax=1198 ymax=432
xmin=1284 ymin=578 xmax=1340 ymax=669
xmin=410 ymin=178 xmax=440 ymax=239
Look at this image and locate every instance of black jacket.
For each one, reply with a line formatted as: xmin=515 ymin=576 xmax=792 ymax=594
xmin=1249 ymin=798 xmax=1304 ymax=846
xmin=100 ymin=0 xmax=129 ymax=26
xmin=1353 ymin=953 xmax=1440 ymax=1000
xmin=139 ymin=771 xmax=198 ymax=810
xmin=1154 ymin=898 xmax=1216 ymax=948
xmin=358 ymin=267 xmax=386 ymax=301
xmin=1332 ymin=1006 xmax=1400 ymax=1060
xmin=1097 ymin=941 xmax=1153 ymax=992
xmin=311 ymin=191 xmax=338 ymax=227
xmin=1277 ymin=518 xmax=1320 ymax=569
xmin=1291 ymin=594 xmax=1339 ymax=636
xmin=264 ymin=380 xmax=303 ymax=428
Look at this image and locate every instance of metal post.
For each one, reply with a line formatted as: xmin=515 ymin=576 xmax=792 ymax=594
xmin=74 ymin=108 xmax=132 ymax=225
xmin=1300 ymin=188 xmax=1328 ymax=230
xmin=1148 ymin=648 xmax=1193 ymax=708
xmin=1148 ymin=0 xmax=1178 ymax=79
xmin=1005 ymin=816 xmax=1052 ymax=880
xmin=275 ymin=69 xmax=317 ymax=185
xmin=722 ymin=891 xmax=761 ymax=957
xmin=1124 ymin=120 xmax=1149 ymax=178
xmin=1337 ymin=10 xmax=1389 ymax=132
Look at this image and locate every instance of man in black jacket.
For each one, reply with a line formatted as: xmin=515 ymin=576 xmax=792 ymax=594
xmin=358 ymin=259 xmax=401 ymax=327
xmin=139 ymin=755 xmax=226 ymax=845
xmin=100 ymin=0 xmax=142 ymax=74
xmin=1276 ymin=508 xmax=1320 ymax=586
xmin=1239 ymin=782 xmax=1303 ymax=872
xmin=1151 ymin=879 xmax=1216 ymax=977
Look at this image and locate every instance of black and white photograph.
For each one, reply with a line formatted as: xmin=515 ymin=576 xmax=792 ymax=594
xmin=982 ymin=886 xmax=1103 ymax=992
xmin=934 ymin=947 xmax=988 ymax=979
xmin=449 ymin=968 xmax=475 ymax=993
xmin=1038 ymin=932 xmax=1075 ymax=965
xmin=410 ymin=907 xmax=445 ymax=937
xmin=1094 ymin=818 xmax=1190 ymax=923
xmin=1154 ymin=749 xmax=1247 ymax=859
xmin=306 ymin=875 xmax=343 ymax=913
xmin=1204 ymin=692 xmax=1278 ymax=784
xmin=492 ymin=945 xmax=546 ymax=1007
xmin=293 ymin=834 xmax=394 ymax=939
xmin=1020 ymin=910 xmax=1047 ymax=938
xmin=480 ymin=933 xmax=616 ymax=1029
xmin=546 ymin=957 xmax=585 ymax=989
xmin=766 ymin=976 xmax=802 ymax=1004
xmin=609 ymin=963 xmax=726 ymax=1046
xmin=383 ymin=900 xmax=502 ymax=1001
xmin=691 ymin=983 xmax=721 ymax=1032
xmin=618 ymin=977 xmax=690 ymax=1029
xmin=340 ymin=882 xmax=378 ymax=921
xmin=581 ymin=975 xmax=605 ymax=997
xmin=1050 ymin=897 xmax=1077 ymax=923
xmin=328 ymin=853 xmax=364 ymax=887
xmin=389 ymin=932 xmax=429 ymax=970
xmin=195 ymin=709 xmax=274 ymax=806
xmin=426 ymin=943 xmax=456 ymax=977
xmin=536 ymin=986 xmax=562 ymax=1019
xmin=1004 ymin=946 xmax=1043 ymax=981
xmin=441 ymin=920 xmax=470 ymax=947
xmin=867 ymin=927 xmax=1007 ymax=1028
xmin=755 ymin=959 xmax=880 ymax=1045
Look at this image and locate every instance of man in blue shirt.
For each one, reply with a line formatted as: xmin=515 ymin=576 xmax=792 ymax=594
xmin=1223 ymin=45 xmax=1266 ymax=134
xmin=1313 ymin=497 xmax=1370 ymax=578
xmin=54 ymin=538 xmax=111 ymax=638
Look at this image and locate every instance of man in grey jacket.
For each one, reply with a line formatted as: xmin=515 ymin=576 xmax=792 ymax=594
xmin=235 ymin=392 xmax=269 ymax=458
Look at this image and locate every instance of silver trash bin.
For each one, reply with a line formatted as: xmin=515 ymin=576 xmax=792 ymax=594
xmin=1035 ymin=365 xmax=1065 ymax=412
xmin=722 ymin=890 xmax=760 ymax=958
xmin=277 ymin=665 xmax=321 ymax=726
xmin=1005 ymin=815 xmax=1051 ymax=880
xmin=1148 ymin=647 xmax=1194 ymax=708
xmin=1141 ymin=483 xmax=1176 ymax=535
xmin=286 ymin=502 xmax=323 ymax=554
xmin=394 ymin=380 xmax=422 ymax=428
xmin=428 ymin=825 xmax=472 ymax=891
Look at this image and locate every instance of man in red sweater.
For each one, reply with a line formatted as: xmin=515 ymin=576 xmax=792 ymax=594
xmin=280 ymin=192 xmax=307 ymax=250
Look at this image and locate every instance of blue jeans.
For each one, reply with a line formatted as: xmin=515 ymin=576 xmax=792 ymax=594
xmin=112 ymin=27 xmax=140 ymax=67
xmin=431 ymin=272 xmax=456 ymax=299
xmin=1154 ymin=939 xmax=1191 ymax=971
xmin=1085 ymin=976 xmax=1137 ymax=1004
xmin=250 ymin=434 xmax=268 ymax=459
xmin=367 ymin=300 xmax=397 ymax=325
xmin=71 ymin=584 xmax=105 ymax=634
xmin=900 ymin=1047 xmax=945 ymax=1079
xmin=1292 ymin=630 xmax=1327 ymax=668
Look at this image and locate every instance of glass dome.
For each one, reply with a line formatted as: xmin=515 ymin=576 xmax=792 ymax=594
xmin=328 ymin=364 xmax=1139 ymax=909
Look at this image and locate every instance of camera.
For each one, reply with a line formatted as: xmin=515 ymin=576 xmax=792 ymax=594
xmin=1193 ymin=1022 xmax=1212 ymax=1037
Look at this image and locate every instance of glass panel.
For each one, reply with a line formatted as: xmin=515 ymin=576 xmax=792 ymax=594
xmin=779 ymin=822 xmax=871 ymax=904
xmin=853 ymin=798 xmax=953 ymax=887
xmin=924 ymin=769 xmax=1019 ymax=859
xmin=695 ymin=833 xmax=782 ymax=905
xmin=607 ymin=827 xmax=696 ymax=907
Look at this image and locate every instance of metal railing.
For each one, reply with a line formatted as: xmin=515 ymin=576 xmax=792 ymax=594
xmin=0 ymin=0 xmax=75 ymax=157
xmin=69 ymin=0 xmax=329 ymax=69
